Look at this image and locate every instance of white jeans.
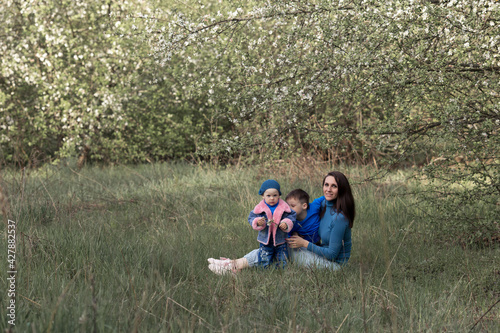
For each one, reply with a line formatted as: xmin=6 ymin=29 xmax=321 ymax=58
xmin=244 ymin=246 xmax=341 ymax=270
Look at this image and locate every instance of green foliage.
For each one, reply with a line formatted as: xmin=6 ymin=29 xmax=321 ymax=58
xmin=0 ymin=0 xmax=212 ymax=165
xmin=133 ymin=0 xmax=499 ymax=242
xmin=139 ymin=0 xmax=499 ymax=163
xmin=0 ymin=163 xmax=498 ymax=331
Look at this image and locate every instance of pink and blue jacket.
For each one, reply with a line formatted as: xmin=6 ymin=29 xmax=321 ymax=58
xmin=248 ymin=199 xmax=296 ymax=246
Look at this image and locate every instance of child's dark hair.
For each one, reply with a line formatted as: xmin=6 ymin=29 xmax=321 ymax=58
xmin=285 ymin=189 xmax=310 ymax=209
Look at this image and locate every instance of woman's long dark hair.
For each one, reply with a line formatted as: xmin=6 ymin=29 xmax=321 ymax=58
xmin=320 ymin=171 xmax=356 ymax=228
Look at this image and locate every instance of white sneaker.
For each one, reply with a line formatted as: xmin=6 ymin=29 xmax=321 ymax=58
xmin=208 ymin=260 xmax=234 ymax=275
xmin=207 ymin=257 xmax=231 ymax=266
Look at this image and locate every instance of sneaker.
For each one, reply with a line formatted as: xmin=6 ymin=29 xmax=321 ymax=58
xmin=207 ymin=257 xmax=231 ymax=266
xmin=208 ymin=261 xmax=234 ymax=275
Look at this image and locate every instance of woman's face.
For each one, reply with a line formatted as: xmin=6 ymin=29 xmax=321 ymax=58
xmin=323 ymin=176 xmax=339 ymax=201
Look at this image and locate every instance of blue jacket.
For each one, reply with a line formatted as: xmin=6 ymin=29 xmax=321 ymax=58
xmin=248 ymin=199 xmax=296 ymax=246
xmin=289 ymin=196 xmax=325 ymax=244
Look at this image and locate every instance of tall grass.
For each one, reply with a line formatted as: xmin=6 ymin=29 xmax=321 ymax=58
xmin=0 ymin=161 xmax=498 ymax=332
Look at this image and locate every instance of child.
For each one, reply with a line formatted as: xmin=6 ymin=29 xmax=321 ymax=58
xmin=285 ymin=189 xmax=324 ymax=245
xmin=208 ymin=187 xmax=324 ymax=274
xmin=248 ymin=179 xmax=296 ymax=268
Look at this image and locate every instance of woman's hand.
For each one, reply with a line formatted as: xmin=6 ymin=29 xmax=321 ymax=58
xmin=286 ymin=235 xmax=309 ymax=249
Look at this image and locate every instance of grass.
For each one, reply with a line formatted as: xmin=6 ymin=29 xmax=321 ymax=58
xmin=0 ymin=161 xmax=498 ymax=332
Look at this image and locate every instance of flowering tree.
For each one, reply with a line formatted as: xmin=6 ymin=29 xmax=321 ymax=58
xmin=0 ymin=0 xmax=208 ymax=165
xmin=1 ymin=0 xmax=498 ymax=240
xmin=137 ymin=0 xmax=499 ymax=241
xmin=0 ymin=0 xmax=126 ymax=163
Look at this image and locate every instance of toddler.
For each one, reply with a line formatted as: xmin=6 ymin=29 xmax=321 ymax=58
xmin=248 ymin=179 xmax=296 ymax=268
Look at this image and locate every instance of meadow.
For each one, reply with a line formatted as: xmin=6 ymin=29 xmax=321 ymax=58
xmin=0 ymin=161 xmax=498 ymax=332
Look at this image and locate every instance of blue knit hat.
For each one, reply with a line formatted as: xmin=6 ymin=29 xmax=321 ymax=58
xmin=259 ymin=179 xmax=281 ymax=195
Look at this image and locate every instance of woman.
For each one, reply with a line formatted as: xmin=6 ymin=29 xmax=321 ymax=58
xmin=208 ymin=171 xmax=355 ymax=273
xmin=287 ymin=171 xmax=355 ymax=270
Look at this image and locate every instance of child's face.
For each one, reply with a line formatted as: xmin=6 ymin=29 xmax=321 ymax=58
xmin=262 ymin=188 xmax=280 ymax=206
xmin=286 ymin=197 xmax=308 ymax=219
